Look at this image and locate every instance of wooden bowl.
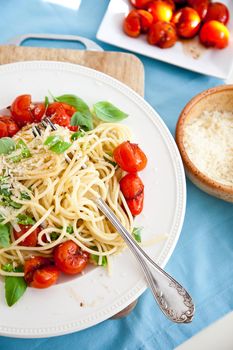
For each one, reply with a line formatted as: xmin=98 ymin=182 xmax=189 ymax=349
xmin=176 ymin=84 xmax=233 ymax=202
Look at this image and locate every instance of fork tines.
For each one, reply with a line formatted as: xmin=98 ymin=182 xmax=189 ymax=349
xmin=32 ymin=117 xmax=57 ymax=137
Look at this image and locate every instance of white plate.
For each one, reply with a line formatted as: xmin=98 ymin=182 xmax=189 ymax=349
xmin=97 ymin=0 xmax=233 ymax=79
xmin=0 ymin=61 xmax=186 ymax=338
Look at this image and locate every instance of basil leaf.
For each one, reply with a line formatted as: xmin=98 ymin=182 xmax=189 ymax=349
xmin=0 ymin=223 xmax=10 ymax=248
xmin=20 ymin=191 xmax=31 ymax=200
xmin=8 ymin=200 xmax=22 ymax=209
xmin=0 ymin=138 xmax=16 ymax=155
xmin=11 ymin=139 xmax=31 ymax=163
xmin=70 ymin=111 xmax=93 ymax=131
xmin=66 ymin=225 xmax=74 ymax=234
xmin=90 ymin=254 xmax=107 ymax=267
xmin=5 ymin=276 xmax=27 ymax=306
xmin=17 ymin=214 xmax=35 ymax=226
xmin=132 ymin=227 xmax=142 ymax=243
xmin=44 ymin=135 xmax=62 ymax=147
xmin=71 ymin=130 xmax=85 ymax=141
xmin=93 ymin=101 xmax=128 ymax=122
xmin=50 ymin=141 xmax=71 ymax=154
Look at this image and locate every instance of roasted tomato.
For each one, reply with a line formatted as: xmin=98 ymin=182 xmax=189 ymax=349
xmin=137 ymin=9 xmax=154 ymax=32
xmin=54 ymin=240 xmax=89 ymax=275
xmin=147 ymin=1 xmax=173 ymax=23
xmin=187 ymin=0 xmax=209 ymax=19
xmin=120 ymin=173 xmax=144 ymax=216
xmin=172 ymin=7 xmax=201 ymax=38
xmin=24 ymin=256 xmax=59 ymax=289
xmin=46 ymin=102 xmax=78 ymax=131
xmin=123 ymin=10 xmax=141 ymax=37
xmin=13 ymin=225 xmax=41 ymax=247
xmin=147 ymin=21 xmax=177 ymax=48
xmin=113 ymin=141 xmax=147 ymax=173
xmin=0 ymin=121 xmax=8 ymax=138
xmin=130 ymin=0 xmax=153 ymax=8
xmin=127 ymin=191 xmax=144 ymax=216
xmin=199 ymin=20 xmax=229 ymax=48
xmin=204 ymin=2 xmax=229 ymax=25
xmin=11 ymin=94 xmax=46 ymax=126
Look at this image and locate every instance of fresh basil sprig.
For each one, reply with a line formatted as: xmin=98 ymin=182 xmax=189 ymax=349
xmin=44 ymin=135 xmax=71 ymax=154
xmin=55 ymin=94 xmax=93 ymax=131
xmin=17 ymin=214 xmax=35 ymax=226
xmin=0 ymin=138 xmax=16 ymax=155
xmin=0 ymin=223 xmax=10 ymax=248
xmin=132 ymin=227 xmax=143 ymax=243
xmin=5 ymin=275 xmax=27 ymax=307
xmin=93 ymin=101 xmax=128 ymax=122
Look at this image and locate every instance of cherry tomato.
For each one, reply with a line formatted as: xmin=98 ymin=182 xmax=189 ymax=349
xmin=113 ymin=141 xmax=147 ymax=173
xmin=204 ymin=2 xmax=229 ymax=25
xmin=147 ymin=1 xmax=173 ymax=23
xmin=187 ymin=0 xmax=209 ymax=19
xmin=120 ymin=173 xmax=144 ymax=199
xmin=3 ymin=118 xmax=19 ymax=137
xmin=46 ymin=102 xmax=78 ymax=131
xmin=54 ymin=240 xmax=89 ymax=275
xmin=147 ymin=21 xmax=177 ymax=48
xmin=123 ymin=10 xmax=141 ymax=37
xmin=24 ymin=256 xmax=59 ymax=288
xmin=130 ymin=0 xmax=152 ymax=8
xmin=127 ymin=191 xmax=144 ymax=216
xmin=199 ymin=20 xmax=229 ymax=49
xmin=173 ymin=0 xmax=187 ymax=4
xmin=0 ymin=121 xmax=8 ymax=138
xmin=137 ymin=9 xmax=154 ymax=33
xmin=13 ymin=224 xmax=41 ymax=247
xmin=11 ymin=94 xmax=34 ymax=127
xmin=32 ymin=103 xmax=45 ymax=123
xmin=172 ymin=7 xmax=201 ymax=38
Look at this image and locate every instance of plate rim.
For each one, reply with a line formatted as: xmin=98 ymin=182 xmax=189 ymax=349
xmin=0 ymin=60 xmax=186 ymax=338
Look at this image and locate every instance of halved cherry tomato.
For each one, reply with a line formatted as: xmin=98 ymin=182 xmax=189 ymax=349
xmin=46 ymin=102 xmax=78 ymax=131
xmin=11 ymin=94 xmax=34 ymax=127
xmin=54 ymin=240 xmax=89 ymax=275
xmin=137 ymin=9 xmax=154 ymax=33
xmin=147 ymin=21 xmax=177 ymax=48
xmin=199 ymin=20 xmax=229 ymax=48
xmin=13 ymin=224 xmax=41 ymax=247
xmin=147 ymin=1 xmax=173 ymax=23
xmin=113 ymin=141 xmax=147 ymax=173
xmin=120 ymin=173 xmax=144 ymax=199
xmin=32 ymin=103 xmax=46 ymax=123
xmin=127 ymin=191 xmax=144 ymax=216
xmin=123 ymin=10 xmax=141 ymax=37
xmin=0 ymin=121 xmax=8 ymax=138
xmin=204 ymin=2 xmax=229 ymax=25
xmin=172 ymin=7 xmax=201 ymax=38
xmin=187 ymin=0 xmax=209 ymax=20
xmin=130 ymin=0 xmax=153 ymax=8
xmin=24 ymin=256 xmax=59 ymax=288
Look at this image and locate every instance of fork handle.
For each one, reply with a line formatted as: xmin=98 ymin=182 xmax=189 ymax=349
xmin=96 ymin=197 xmax=195 ymax=323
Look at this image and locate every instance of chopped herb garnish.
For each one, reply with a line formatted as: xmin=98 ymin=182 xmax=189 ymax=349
xmin=2 ymin=263 xmax=14 ymax=272
xmin=50 ymin=232 xmax=60 ymax=241
xmin=11 ymin=139 xmax=31 ymax=163
xmin=44 ymin=135 xmax=72 ymax=154
xmin=20 ymin=191 xmax=31 ymax=200
xmin=132 ymin=227 xmax=143 ymax=243
xmin=66 ymin=225 xmax=74 ymax=234
xmin=90 ymin=253 xmax=107 ymax=267
xmin=17 ymin=214 xmax=35 ymax=226
xmin=71 ymin=130 xmax=85 ymax=141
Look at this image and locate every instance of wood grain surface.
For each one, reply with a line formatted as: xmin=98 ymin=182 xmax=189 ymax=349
xmin=0 ymin=44 xmax=145 ymax=318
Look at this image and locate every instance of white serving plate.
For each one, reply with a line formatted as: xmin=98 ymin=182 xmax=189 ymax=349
xmin=0 ymin=61 xmax=186 ymax=338
xmin=97 ymin=0 xmax=233 ymax=79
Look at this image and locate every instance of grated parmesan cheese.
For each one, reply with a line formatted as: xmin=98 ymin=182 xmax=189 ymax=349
xmin=183 ymin=110 xmax=233 ymax=186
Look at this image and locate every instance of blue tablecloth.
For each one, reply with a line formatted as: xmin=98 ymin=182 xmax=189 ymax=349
xmin=0 ymin=1 xmax=233 ymax=349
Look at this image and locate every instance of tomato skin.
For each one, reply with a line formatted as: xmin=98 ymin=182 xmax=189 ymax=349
xmin=187 ymin=0 xmax=209 ymax=20
xmin=24 ymin=256 xmax=59 ymax=288
xmin=113 ymin=141 xmax=147 ymax=173
xmin=46 ymin=103 xmax=78 ymax=131
xmin=130 ymin=0 xmax=152 ymax=8
xmin=204 ymin=2 xmax=229 ymax=25
xmin=120 ymin=173 xmax=144 ymax=199
xmin=199 ymin=20 xmax=229 ymax=49
xmin=30 ymin=266 xmax=60 ymax=289
xmin=172 ymin=7 xmax=201 ymax=38
xmin=127 ymin=192 xmax=144 ymax=216
xmin=123 ymin=10 xmax=141 ymax=37
xmin=147 ymin=21 xmax=177 ymax=48
xmin=147 ymin=1 xmax=173 ymax=23
xmin=54 ymin=240 xmax=89 ymax=275
xmin=11 ymin=94 xmax=34 ymax=127
xmin=137 ymin=9 xmax=154 ymax=32
xmin=13 ymin=225 xmax=41 ymax=247
xmin=0 ymin=121 xmax=8 ymax=138
xmin=32 ymin=103 xmax=45 ymax=122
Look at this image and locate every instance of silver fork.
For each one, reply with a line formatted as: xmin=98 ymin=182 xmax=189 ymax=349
xmin=96 ymin=197 xmax=195 ymax=323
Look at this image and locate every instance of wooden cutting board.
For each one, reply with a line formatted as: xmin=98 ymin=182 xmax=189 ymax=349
xmin=0 ymin=44 xmax=145 ymax=318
